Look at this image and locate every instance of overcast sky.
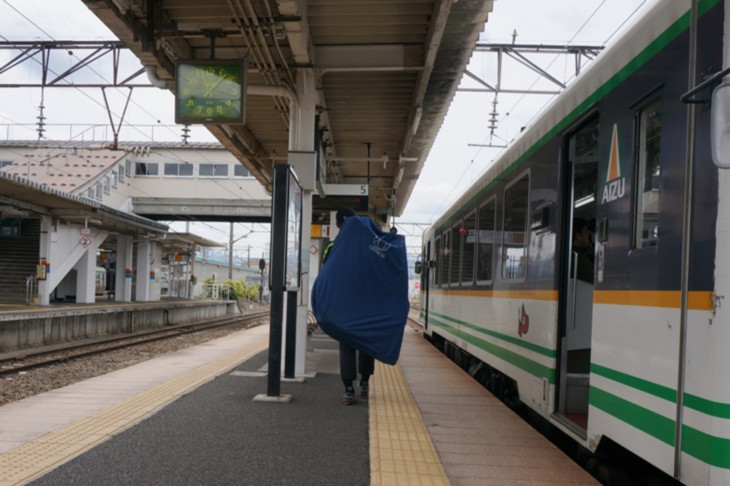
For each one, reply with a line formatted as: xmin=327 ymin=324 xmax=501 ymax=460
xmin=0 ymin=0 xmax=655 ymax=257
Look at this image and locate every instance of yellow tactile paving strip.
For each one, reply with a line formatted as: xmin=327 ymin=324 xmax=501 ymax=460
xmin=0 ymin=336 xmax=269 ymax=486
xmin=370 ymin=361 xmax=450 ymax=486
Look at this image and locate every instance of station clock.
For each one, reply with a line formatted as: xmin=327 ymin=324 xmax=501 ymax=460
xmin=175 ymin=60 xmax=247 ymax=124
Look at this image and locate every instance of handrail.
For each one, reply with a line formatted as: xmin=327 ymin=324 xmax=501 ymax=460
xmin=680 ymin=65 xmax=730 ymax=104
xmin=25 ymin=273 xmax=37 ymax=304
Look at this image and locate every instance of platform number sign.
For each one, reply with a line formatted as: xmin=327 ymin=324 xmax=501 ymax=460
xmin=79 ymin=236 xmax=93 ymax=248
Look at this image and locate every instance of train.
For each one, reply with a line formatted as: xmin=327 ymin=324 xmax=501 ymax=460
xmin=416 ymin=1 xmax=730 ymax=484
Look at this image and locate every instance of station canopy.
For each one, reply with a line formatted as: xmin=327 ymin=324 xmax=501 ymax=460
xmin=82 ymin=0 xmax=493 ymax=224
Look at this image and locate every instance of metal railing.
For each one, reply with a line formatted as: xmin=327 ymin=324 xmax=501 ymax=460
xmin=25 ymin=274 xmax=37 ymax=304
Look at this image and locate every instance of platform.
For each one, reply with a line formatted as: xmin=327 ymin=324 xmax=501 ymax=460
xmin=0 ymin=299 xmax=239 ymax=354
xmin=0 ymin=321 xmax=598 ymax=485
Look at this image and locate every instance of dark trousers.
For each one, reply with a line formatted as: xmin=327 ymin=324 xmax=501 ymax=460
xmin=339 ymin=342 xmax=374 ymax=384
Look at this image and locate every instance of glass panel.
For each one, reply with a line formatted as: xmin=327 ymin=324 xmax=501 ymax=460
xmin=438 ymin=231 xmax=450 ymax=287
xmin=450 ymin=224 xmax=462 ymax=285
xmin=476 ymin=199 xmax=496 ymax=282
xmin=179 ymin=163 xmax=194 ymax=176
xmin=433 ymin=236 xmax=441 ymax=287
xmin=199 ymin=163 xmax=214 ymax=176
xmin=635 ymin=98 xmax=661 ymax=248
xmin=214 ymin=164 xmax=229 ymax=176
xmin=164 ymin=163 xmax=178 ymax=176
xmin=135 ymin=162 xmax=158 ymax=176
xmin=502 ymin=174 xmax=529 ymax=279
xmin=462 ymin=211 xmax=476 ymax=284
xmin=234 ymin=164 xmax=249 ymax=177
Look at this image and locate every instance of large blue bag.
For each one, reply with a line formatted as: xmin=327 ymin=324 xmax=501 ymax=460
xmin=312 ymin=216 xmax=408 ymax=365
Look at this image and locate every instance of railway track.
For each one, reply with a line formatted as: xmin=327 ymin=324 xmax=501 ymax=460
xmin=0 ymin=311 xmax=269 ymax=378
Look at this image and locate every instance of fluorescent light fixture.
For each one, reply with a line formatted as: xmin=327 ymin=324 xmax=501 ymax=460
xmin=574 ymin=194 xmax=595 ymax=208
xmin=412 ymin=106 xmax=423 ymax=135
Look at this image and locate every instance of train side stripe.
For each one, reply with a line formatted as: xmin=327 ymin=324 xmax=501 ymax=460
xmin=590 ymin=386 xmax=675 ymax=446
xmin=431 ymin=289 xmax=713 ymax=309
xmin=682 ymin=424 xmax=730 ymax=469
xmin=591 ymin=386 xmax=730 ymax=469
xmin=429 ymin=317 xmax=556 ymax=384
xmin=591 ymin=363 xmax=676 ymax=402
xmin=593 ymin=364 xmax=730 ymax=418
xmin=428 ymin=309 xmax=556 ymax=358
xmin=593 ymin=290 xmax=713 ymax=310
xmin=428 ymin=289 xmax=558 ymax=301
xmin=684 ymin=395 xmax=730 ymax=420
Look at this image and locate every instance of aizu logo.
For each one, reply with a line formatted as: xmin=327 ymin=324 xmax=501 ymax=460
xmin=601 ymin=124 xmax=627 ymax=204
xmin=369 ymin=236 xmax=392 ymax=259
xmin=518 ymin=304 xmax=530 ymax=337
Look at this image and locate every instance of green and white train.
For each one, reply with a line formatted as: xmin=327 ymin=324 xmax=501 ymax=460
xmin=417 ymin=1 xmax=730 ymax=484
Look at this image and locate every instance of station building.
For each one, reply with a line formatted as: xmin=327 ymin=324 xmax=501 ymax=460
xmin=0 ymin=140 xmax=269 ymax=306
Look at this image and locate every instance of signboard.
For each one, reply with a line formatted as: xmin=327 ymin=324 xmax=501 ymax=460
xmin=312 ymin=184 xmax=369 ymax=211
xmin=269 ymin=164 xmax=303 ymax=291
xmin=79 ymin=236 xmax=93 ymax=248
xmin=312 ymin=194 xmax=368 ymax=211
xmin=175 ymin=60 xmax=247 ymax=124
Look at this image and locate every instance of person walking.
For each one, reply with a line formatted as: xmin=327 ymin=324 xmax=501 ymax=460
xmin=321 ymin=207 xmax=374 ymax=405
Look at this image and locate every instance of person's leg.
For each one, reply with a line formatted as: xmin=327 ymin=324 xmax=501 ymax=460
xmin=339 ymin=342 xmax=357 ymax=404
xmin=358 ymin=352 xmax=374 ymax=397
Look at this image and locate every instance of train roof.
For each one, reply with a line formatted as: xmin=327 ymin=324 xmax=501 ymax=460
xmin=430 ymin=0 xmax=698 ymax=233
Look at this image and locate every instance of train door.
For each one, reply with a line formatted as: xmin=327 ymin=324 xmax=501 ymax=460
xmin=556 ymin=114 xmax=599 ymax=433
xmin=420 ymin=240 xmax=431 ymax=331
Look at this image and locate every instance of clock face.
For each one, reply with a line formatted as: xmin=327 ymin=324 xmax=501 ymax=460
xmin=175 ymin=62 xmax=246 ymax=124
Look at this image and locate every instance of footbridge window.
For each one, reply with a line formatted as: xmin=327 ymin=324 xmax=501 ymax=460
xmin=135 ymin=162 xmax=159 ymax=176
xmin=234 ymin=165 xmax=251 ymax=177
xmin=200 ymin=163 xmax=229 ymax=177
xmin=164 ymin=162 xmax=194 ymax=177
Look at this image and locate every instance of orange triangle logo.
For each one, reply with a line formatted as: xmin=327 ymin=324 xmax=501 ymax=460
xmin=607 ymin=124 xmax=621 ymax=181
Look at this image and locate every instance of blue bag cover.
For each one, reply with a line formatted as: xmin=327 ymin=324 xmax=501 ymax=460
xmin=312 ymin=216 xmax=408 ymax=365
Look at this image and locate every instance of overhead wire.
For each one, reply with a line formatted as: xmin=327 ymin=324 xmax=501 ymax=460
xmin=425 ymin=1 xmax=648 ymax=224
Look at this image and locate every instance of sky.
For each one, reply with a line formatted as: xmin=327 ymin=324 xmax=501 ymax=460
xmin=0 ymin=0 xmax=655 ymax=259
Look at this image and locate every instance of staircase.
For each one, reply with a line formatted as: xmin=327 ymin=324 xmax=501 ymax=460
xmin=0 ymin=219 xmax=40 ymax=304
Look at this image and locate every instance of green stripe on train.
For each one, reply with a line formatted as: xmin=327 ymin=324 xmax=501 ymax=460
xmin=428 ymin=310 xmax=556 ymax=358
xmin=592 ymin=363 xmax=730 ymax=419
xmin=590 ymin=386 xmax=730 ymax=469
xmin=429 ymin=316 xmax=555 ymax=384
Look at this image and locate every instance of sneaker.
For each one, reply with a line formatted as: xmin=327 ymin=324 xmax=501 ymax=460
xmin=359 ymin=381 xmax=369 ymax=399
xmin=343 ymin=391 xmax=357 ymax=405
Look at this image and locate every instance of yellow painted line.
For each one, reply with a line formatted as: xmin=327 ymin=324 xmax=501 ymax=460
xmin=427 ymin=288 xmax=715 ymax=311
xmin=429 ymin=289 xmax=558 ymax=301
xmin=370 ymin=361 xmax=450 ymax=486
xmin=593 ymin=290 xmax=714 ymax=310
xmin=0 ymin=336 xmax=269 ymax=486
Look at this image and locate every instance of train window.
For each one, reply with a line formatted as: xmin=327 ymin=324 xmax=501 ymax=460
xmin=634 ymin=98 xmax=661 ymax=248
xmin=434 ymin=235 xmax=441 ymax=287
xmin=462 ymin=211 xmax=476 ymax=284
xmin=502 ymin=173 xmax=530 ymax=279
xmin=449 ymin=224 xmax=461 ymax=285
xmin=476 ymin=198 xmax=496 ymax=283
xmin=439 ymin=231 xmax=451 ymax=286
